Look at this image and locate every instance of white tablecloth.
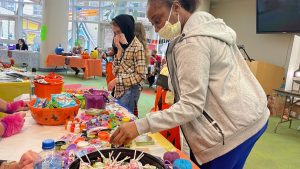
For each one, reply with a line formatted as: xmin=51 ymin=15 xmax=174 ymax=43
xmin=0 ymin=110 xmax=166 ymax=161
xmin=0 ymin=111 xmax=65 ymax=161
xmin=0 ymin=50 xmax=40 ymax=69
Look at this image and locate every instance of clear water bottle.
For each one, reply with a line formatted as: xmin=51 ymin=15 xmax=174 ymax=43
xmin=34 ymin=139 xmax=63 ymax=169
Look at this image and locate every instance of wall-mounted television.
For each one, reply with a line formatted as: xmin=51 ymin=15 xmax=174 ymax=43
xmin=257 ymin=0 xmax=300 ymax=33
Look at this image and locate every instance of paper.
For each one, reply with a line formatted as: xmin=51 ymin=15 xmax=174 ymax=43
xmin=41 ymin=25 xmax=47 ymax=41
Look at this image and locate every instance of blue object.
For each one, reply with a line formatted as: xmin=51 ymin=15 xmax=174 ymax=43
xmin=173 ymin=159 xmax=192 ymax=169
xmin=8 ymin=44 xmax=16 ymax=50
xmin=117 ymin=84 xmax=141 ymax=113
xmin=34 ymin=139 xmax=63 ymax=169
xmin=42 ymin=139 xmax=55 ymax=150
xmin=199 ymin=121 xmax=268 ymax=169
xmin=55 ymin=44 xmax=64 ymax=55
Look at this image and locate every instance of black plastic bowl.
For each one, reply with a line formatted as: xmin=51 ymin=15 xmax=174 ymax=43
xmin=69 ymin=148 xmax=166 ymax=169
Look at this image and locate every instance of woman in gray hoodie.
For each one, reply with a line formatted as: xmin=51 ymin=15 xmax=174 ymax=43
xmin=110 ymin=0 xmax=270 ymax=168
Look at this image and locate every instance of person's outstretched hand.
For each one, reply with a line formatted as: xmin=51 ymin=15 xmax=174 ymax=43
xmin=110 ymin=122 xmax=140 ymax=146
xmin=18 ymin=150 xmax=39 ymax=169
xmin=16 ymin=101 xmax=29 ymax=112
xmin=1 ymin=112 xmax=25 ymax=137
xmin=108 ymin=78 xmax=116 ymax=91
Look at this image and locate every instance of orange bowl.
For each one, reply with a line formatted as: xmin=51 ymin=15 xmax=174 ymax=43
xmin=29 ymin=99 xmax=81 ymax=126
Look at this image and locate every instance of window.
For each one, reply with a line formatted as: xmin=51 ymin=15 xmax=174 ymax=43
xmin=76 ymin=7 xmax=99 ymax=22
xmin=0 ymin=19 xmax=15 ymax=40
xmin=22 ymin=18 xmax=40 ymax=50
xmin=75 ymin=22 xmax=98 ymax=51
xmin=23 ymin=3 xmax=42 ymax=18
xmin=68 ymin=22 xmax=73 ymax=50
xmin=76 ymin=0 xmax=99 ymax=7
xmin=0 ymin=0 xmax=18 ymax=15
xmin=0 ymin=0 xmax=43 ymax=51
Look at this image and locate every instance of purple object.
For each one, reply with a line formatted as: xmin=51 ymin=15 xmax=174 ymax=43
xmin=8 ymin=44 xmax=16 ymax=50
xmin=163 ymin=151 xmax=181 ymax=164
xmin=84 ymin=89 xmax=109 ymax=109
xmin=65 ymin=144 xmax=77 ymax=154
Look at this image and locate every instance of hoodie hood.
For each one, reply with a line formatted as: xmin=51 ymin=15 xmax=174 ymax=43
xmin=181 ymin=11 xmax=236 ymax=46
xmin=112 ymin=14 xmax=135 ymax=52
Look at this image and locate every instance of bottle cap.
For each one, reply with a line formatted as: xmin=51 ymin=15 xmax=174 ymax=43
xmin=42 ymin=139 xmax=55 ymax=150
xmin=122 ymin=117 xmax=130 ymax=122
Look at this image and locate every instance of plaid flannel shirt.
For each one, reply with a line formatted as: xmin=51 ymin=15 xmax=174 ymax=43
xmin=113 ymin=37 xmax=146 ymax=98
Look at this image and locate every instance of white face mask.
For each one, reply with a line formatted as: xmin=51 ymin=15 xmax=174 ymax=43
xmin=158 ymin=6 xmax=182 ymax=40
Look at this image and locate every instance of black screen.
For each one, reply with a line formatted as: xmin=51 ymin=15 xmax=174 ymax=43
xmin=257 ymin=0 xmax=300 ymax=33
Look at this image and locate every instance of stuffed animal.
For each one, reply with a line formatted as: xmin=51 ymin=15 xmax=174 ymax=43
xmin=90 ymin=50 xmax=98 ymax=59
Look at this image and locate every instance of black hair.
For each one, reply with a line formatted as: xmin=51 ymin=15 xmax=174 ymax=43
xmin=111 ymin=14 xmax=135 ymax=52
xmin=18 ymin=38 xmax=26 ymax=45
xmin=148 ymin=0 xmax=199 ymax=13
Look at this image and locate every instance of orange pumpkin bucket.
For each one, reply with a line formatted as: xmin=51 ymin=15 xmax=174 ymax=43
xmin=29 ymin=99 xmax=81 ymax=126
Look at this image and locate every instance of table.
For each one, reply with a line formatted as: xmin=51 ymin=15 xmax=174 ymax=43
xmin=0 ymin=71 xmax=31 ymax=102
xmin=0 ymin=110 xmax=199 ymax=168
xmin=46 ymin=54 xmax=67 ymax=68
xmin=0 ymin=49 xmax=40 ymax=69
xmin=273 ymin=89 xmax=300 ymax=133
xmin=46 ymin=55 xmax=102 ymax=79
xmin=0 ymin=81 xmax=30 ymax=102
xmin=68 ymin=57 xmax=102 ymax=79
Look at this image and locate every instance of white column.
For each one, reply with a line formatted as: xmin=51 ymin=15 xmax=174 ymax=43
xmin=198 ymin=0 xmax=211 ymax=12
xmin=39 ymin=0 xmax=69 ymax=69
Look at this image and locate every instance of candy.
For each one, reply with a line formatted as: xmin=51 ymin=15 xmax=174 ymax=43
xmin=173 ymin=159 xmax=192 ymax=169
xmin=163 ymin=151 xmax=180 ymax=164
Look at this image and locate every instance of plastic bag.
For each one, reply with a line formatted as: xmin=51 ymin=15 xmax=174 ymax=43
xmin=51 ymin=93 xmax=77 ymax=108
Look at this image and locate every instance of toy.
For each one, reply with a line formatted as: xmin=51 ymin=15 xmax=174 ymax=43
xmin=90 ymin=50 xmax=98 ymax=59
xmin=81 ymin=52 xmax=89 ymax=59
xmin=55 ymin=44 xmax=64 ymax=55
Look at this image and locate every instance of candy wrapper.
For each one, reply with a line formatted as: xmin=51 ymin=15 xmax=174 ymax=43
xmin=33 ymin=98 xmax=47 ymax=108
xmin=52 ymin=94 xmax=77 ymax=108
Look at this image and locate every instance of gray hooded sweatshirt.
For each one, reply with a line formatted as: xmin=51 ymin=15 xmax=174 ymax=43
xmin=135 ymin=11 xmax=269 ymax=164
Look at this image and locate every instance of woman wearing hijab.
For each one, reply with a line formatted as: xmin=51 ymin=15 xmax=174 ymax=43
xmin=110 ymin=1 xmax=269 ymax=169
xmin=16 ymin=39 xmax=28 ymax=51
xmin=107 ymin=14 xmax=147 ymax=113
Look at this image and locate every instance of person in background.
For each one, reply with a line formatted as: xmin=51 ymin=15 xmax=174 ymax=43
xmin=107 ymin=14 xmax=146 ymax=113
xmin=16 ymin=39 xmax=28 ymax=51
xmin=148 ymin=50 xmax=162 ymax=88
xmin=71 ymin=45 xmax=83 ymax=55
xmin=94 ymin=47 xmax=102 ymax=58
xmin=134 ymin=22 xmax=153 ymax=88
xmin=151 ymin=49 xmax=161 ymax=69
xmin=71 ymin=45 xmax=84 ymax=75
xmin=110 ymin=0 xmax=270 ymax=169
xmin=134 ymin=22 xmax=150 ymax=66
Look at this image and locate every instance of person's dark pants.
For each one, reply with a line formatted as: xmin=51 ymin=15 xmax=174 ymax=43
xmin=190 ymin=121 xmax=268 ymax=169
xmin=147 ymin=75 xmax=155 ymax=87
xmin=71 ymin=67 xmax=85 ymax=75
xmin=117 ymin=85 xmax=141 ymax=113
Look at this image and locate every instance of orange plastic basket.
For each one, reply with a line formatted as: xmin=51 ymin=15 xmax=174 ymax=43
xmin=29 ymin=99 xmax=80 ymax=126
xmin=34 ymin=80 xmax=64 ymax=99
